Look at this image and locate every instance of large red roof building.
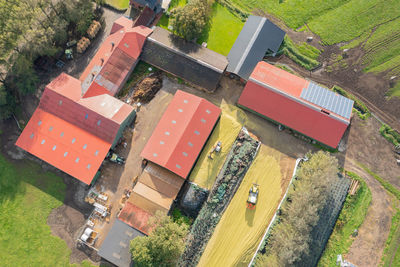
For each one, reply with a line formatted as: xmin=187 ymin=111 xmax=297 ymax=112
xmin=238 ymin=62 xmax=354 ymax=148
xmin=141 ymin=90 xmax=221 ymax=178
xmin=16 ymin=17 xmax=152 ymax=185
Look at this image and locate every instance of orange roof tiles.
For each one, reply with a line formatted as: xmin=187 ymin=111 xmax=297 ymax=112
xmin=16 ymin=109 xmax=111 ymax=184
xmin=141 ymin=90 xmax=221 ymax=178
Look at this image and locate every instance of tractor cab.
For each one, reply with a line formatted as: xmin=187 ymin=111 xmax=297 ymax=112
xmin=247 ymin=183 xmax=259 ymax=209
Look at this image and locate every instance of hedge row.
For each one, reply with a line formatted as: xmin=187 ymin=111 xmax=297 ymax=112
xmin=216 ymin=0 xmax=249 ymax=21
xmin=379 ymin=124 xmax=400 ymax=147
xmin=282 ymin=36 xmax=321 ymax=71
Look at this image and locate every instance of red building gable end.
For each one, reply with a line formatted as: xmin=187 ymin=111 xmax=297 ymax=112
xmin=238 ymin=62 xmax=354 ymax=148
xmin=141 ymin=90 xmax=221 ymax=178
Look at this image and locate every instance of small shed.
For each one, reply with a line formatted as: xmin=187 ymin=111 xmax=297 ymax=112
xmin=227 ymin=16 xmax=285 ymax=80
xmin=98 ymin=219 xmax=144 ymax=267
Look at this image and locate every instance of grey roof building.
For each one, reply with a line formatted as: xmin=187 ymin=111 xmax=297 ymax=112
xmin=227 ymin=16 xmax=285 ymax=80
xmin=141 ymin=27 xmax=228 ymax=92
xmin=98 ymin=219 xmax=144 ymax=267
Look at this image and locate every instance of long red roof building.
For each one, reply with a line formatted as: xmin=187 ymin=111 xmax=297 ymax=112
xmin=238 ymin=62 xmax=354 ymax=148
xmin=141 ymin=90 xmax=221 ymax=178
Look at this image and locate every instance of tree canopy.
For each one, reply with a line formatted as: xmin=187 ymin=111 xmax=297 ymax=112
xmin=256 ymin=151 xmax=339 ymax=266
xmin=0 ymin=0 xmax=96 ymax=120
xmin=170 ymin=0 xmax=212 ymax=41
xmin=130 ymin=212 xmax=189 ymax=267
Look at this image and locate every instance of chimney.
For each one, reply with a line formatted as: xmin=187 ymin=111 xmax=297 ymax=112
xmin=101 ymin=58 xmax=104 ymax=65
xmin=111 ymin=42 xmax=115 ymax=50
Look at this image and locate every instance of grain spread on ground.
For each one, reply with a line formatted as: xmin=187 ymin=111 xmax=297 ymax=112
xmin=198 ymin=145 xmax=296 ymax=267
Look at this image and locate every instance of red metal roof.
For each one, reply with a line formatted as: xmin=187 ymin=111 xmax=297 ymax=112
xmin=118 ymin=202 xmax=153 ymax=235
xmin=16 ymin=72 xmax=134 ymax=184
xmin=141 ymin=90 xmax=221 ymax=178
xmin=250 ymin=62 xmax=308 ymax=97
xmin=80 ymin=21 xmax=152 ymax=98
xmin=16 ymin=108 xmax=111 ymax=184
xmin=238 ymin=62 xmax=350 ymax=148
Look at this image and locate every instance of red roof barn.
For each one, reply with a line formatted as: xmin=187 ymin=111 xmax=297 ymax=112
xmin=141 ymin=90 xmax=221 ymax=178
xmin=238 ymin=62 xmax=354 ymax=148
xmin=15 ymin=17 xmax=152 ymax=185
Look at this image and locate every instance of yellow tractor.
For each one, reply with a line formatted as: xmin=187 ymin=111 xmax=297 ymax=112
xmin=247 ymin=183 xmax=259 ymax=209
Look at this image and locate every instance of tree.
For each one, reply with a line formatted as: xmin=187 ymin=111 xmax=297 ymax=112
xmin=170 ymin=0 xmax=211 ymax=41
xmin=258 ymin=151 xmax=338 ymax=266
xmin=130 ymin=212 xmax=189 ymax=267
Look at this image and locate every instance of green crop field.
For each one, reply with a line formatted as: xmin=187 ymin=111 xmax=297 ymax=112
xmin=0 ymin=154 xmax=93 ymax=267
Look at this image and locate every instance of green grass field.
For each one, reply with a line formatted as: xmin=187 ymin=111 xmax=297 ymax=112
xmin=105 ymin=0 xmax=130 ymax=10
xmin=198 ymin=3 xmax=243 ymax=56
xmin=317 ymin=171 xmax=372 ymax=266
xmin=0 ymin=154 xmax=93 ymax=266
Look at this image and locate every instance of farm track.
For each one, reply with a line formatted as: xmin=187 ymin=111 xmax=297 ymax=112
xmin=343 ymin=159 xmax=393 ymax=267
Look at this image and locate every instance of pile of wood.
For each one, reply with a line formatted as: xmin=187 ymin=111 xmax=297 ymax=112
xmin=77 ymin=37 xmax=90 ymax=53
xmin=132 ymin=73 xmax=162 ymax=103
xmin=87 ymin=20 xmax=101 ymax=39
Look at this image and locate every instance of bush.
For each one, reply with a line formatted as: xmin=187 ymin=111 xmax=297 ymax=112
xmin=380 ymin=124 xmax=400 ymax=146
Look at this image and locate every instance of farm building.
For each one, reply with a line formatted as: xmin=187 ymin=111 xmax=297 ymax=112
xmin=130 ymin=0 xmax=160 ymax=10
xmin=141 ymin=27 xmax=228 ymax=92
xmin=238 ymin=62 xmax=354 ymax=148
xmin=15 ymin=73 xmax=136 ymax=185
xmin=227 ymin=16 xmax=285 ymax=80
xmin=15 ymin=17 xmax=154 ymax=185
xmin=98 ymin=219 xmax=144 ymax=267
xmin=116 ymin=90 xmax=220 ymax=238
xmin=141 ymin=90 xmax=221 ymax=178
xmin=80 ymin=17 xmax=153 ymax=98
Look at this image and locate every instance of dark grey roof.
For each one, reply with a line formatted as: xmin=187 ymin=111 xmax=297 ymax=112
xmin=301 ymin=82 xmax=354 ymax=119
xmin=98 ymin=219 xmax=144 ymax=267
xmin=227 ymin=16 xmax=285 ymax=80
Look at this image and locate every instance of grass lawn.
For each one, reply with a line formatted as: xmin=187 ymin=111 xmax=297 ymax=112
xmin=317 ymin=171 xmax=372 ymax=266
xmin=105 ymin=0 xmax=130 ymax=10
xmin=0 ymin=154 xmax=93 ymax=266
xmin=198 ymin=3 xmax=244 ymax=56
xmin=380 ymin=202 xmax=400 ymax=267
xmin=158 ymin=2 xmax=243 ymax=56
